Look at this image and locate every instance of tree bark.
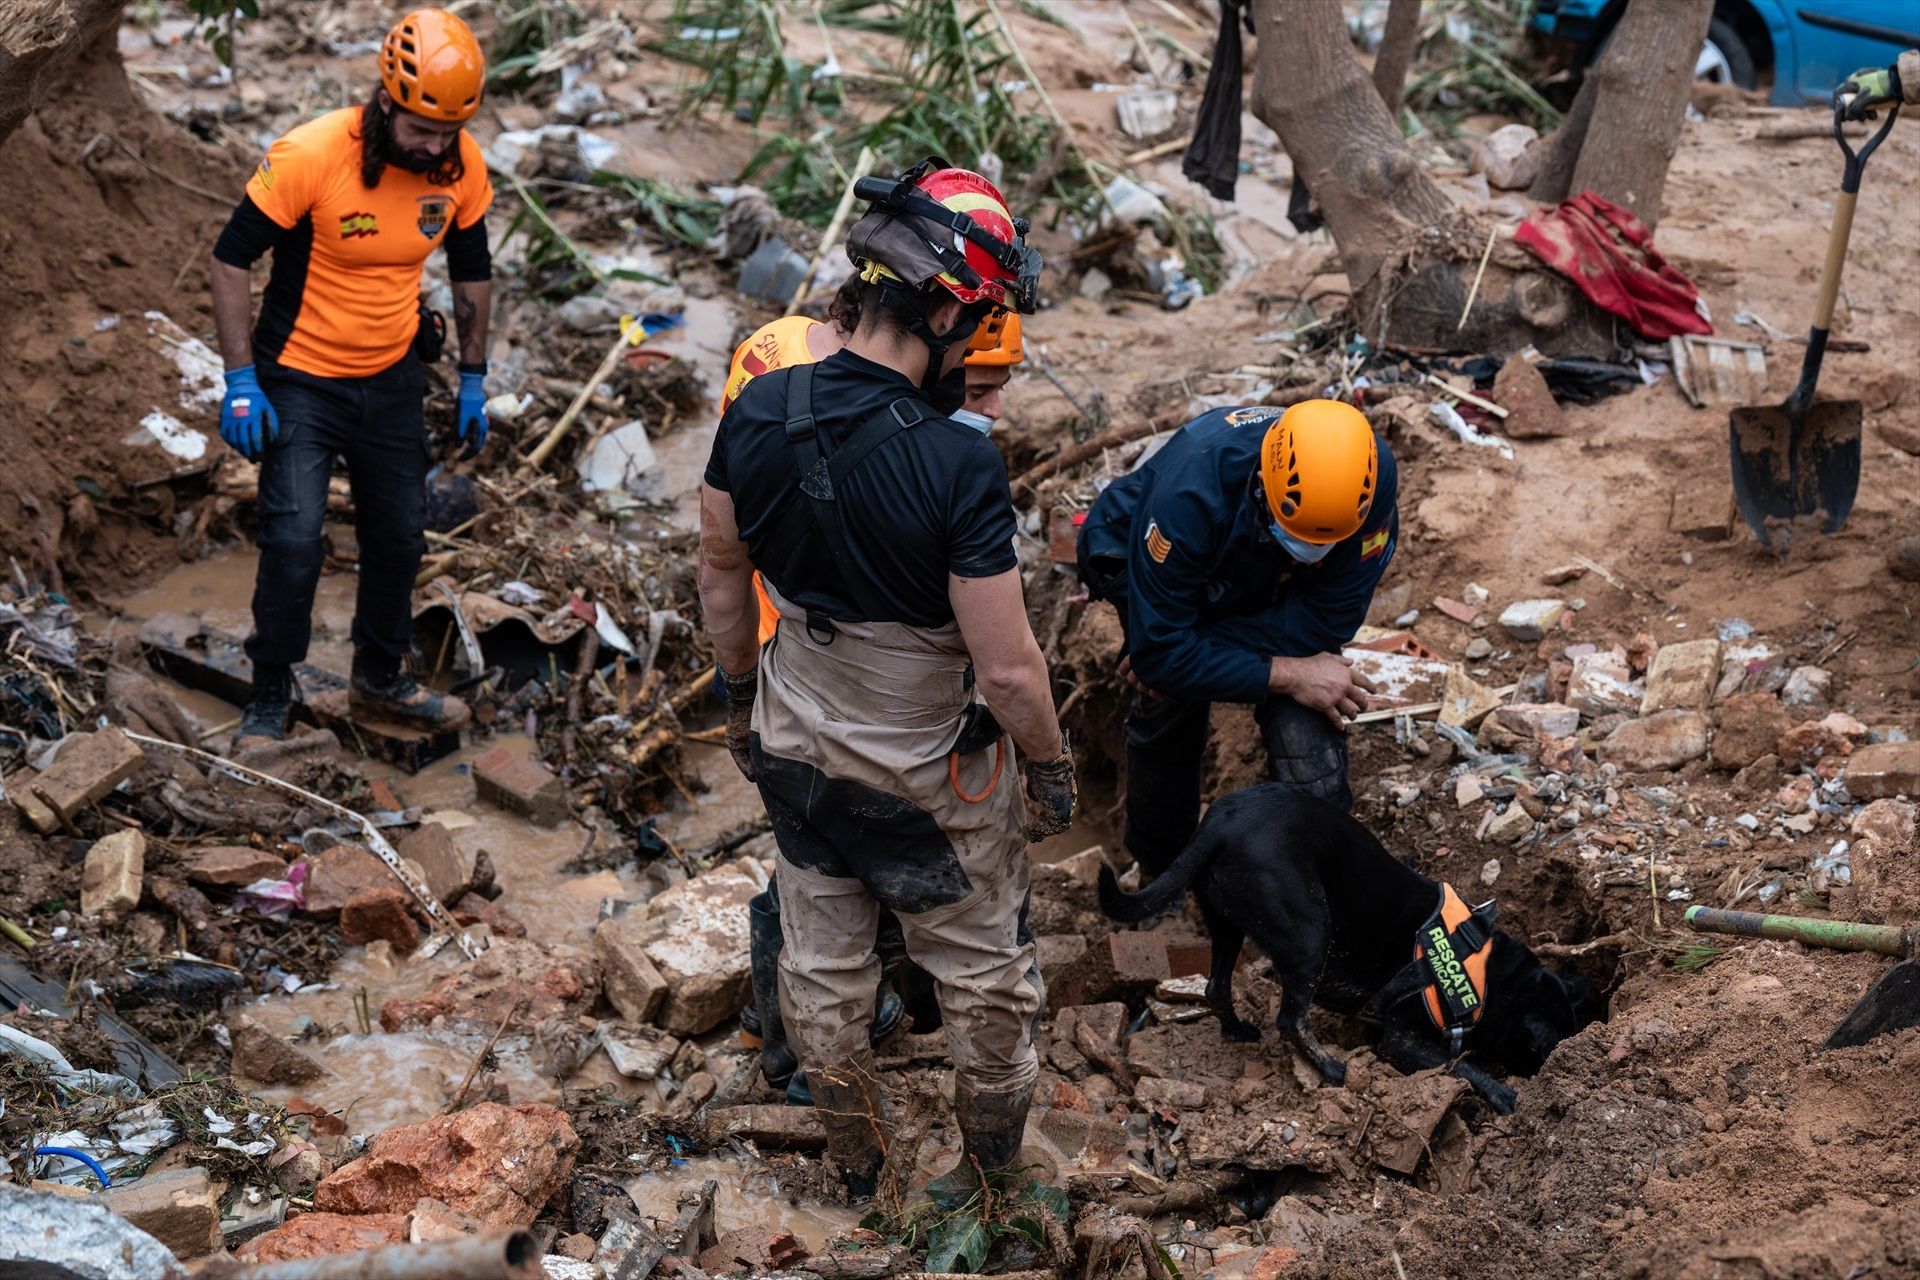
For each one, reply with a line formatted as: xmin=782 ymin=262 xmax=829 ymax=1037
xmin=1251 ymin=0 xmax=1611 ymax=356
xmin=1528 ymin=0 xmax=1712 ymax=228
xmin=1370 ymin=0 xmax=1422 ymax=121
xmin=0 ymin=0 xmax=126 ymax=150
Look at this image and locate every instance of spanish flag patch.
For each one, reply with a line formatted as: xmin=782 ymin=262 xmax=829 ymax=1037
xmin=1361 ymin=529 xmax=1390 ymax=561
xmin=1144 ymin=521 xmax=1173 ymax=564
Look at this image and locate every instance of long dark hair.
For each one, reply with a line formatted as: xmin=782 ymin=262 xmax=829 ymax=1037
xmin=357 ymin=91 xmax=465 ymax=190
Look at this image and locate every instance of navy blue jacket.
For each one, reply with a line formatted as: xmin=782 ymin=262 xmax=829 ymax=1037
xmin=1077 ymin=405 xmax=1398 ymax=704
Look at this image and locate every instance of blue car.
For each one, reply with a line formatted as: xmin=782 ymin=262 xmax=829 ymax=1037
xmin=1533 ymin=0 xmax=1920 ymax=106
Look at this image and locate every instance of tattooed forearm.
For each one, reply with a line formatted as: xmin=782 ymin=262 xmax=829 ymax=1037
xmin=452 ymin=280 xmax=490 ymax=365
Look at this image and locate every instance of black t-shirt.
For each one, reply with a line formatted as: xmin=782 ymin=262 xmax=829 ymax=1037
xmin=704 ymin=349 xmax=1019 ymax=627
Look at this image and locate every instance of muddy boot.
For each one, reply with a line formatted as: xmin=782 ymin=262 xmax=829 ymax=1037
xmin=1891 ymin=535 xmax=1920 ymax=583
xmin=236 ymin=665 xmax=294 ymax=744
xmin=784 ymin=983 xmax=905 ymax=1108
xmin=746 ymin=889 xmax=799 ymax=1094
xmin=349 ymin=659 xmax=471 ymax=733
xmin=928 ymin=1078 xmax=1039 ymax=1199
xmin=808 ymin=1057 xmax=890 ymax=1200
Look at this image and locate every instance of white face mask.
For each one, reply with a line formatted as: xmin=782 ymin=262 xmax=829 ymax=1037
xmin=950 ymin=408 xmax=995 ymax=434
xmin=1271 ymin=521 xmax=1337 ymax=564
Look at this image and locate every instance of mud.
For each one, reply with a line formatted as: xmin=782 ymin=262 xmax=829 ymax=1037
xmin=4 ymin=2 xmax=1920 ymax=1275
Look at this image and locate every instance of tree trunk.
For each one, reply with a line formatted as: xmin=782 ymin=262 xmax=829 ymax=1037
xmin=0 ymin=0 xmax=126 ymax=150
xmin=1251 ymin=0 xmax=1611 ymax=357
xmin=1370 ymin=0 xmax=1422 ymax=122
xmin=1528 ymin=0 xmax=1712 ymax=228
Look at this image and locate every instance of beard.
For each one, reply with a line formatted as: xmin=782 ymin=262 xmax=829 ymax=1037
xmin=387 ymin=138 xmax=451 ymax=173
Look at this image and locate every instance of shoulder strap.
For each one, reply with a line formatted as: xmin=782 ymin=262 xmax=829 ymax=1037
xmin=768 ymin=364 xmax=928 ymax=625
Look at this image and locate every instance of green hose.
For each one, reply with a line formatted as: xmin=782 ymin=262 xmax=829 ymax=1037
xmin=1684 ymin=905 xmax=1911 ymax=957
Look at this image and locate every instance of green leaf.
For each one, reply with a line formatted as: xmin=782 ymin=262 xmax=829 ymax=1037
xmin=1021 ymin=1181 xmax=1071 ymax=1224
xmin=924 ymin=1178 xmax=980 ymax=1213
xmin=925 ymin=1214 xmax=990 ymax=1274
xmin=1003 ymin=1216 xmax=1046 ymax=1245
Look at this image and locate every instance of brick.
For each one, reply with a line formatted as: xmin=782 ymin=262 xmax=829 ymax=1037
xmin=1711 ymin=693 xmax=1791 ymax=772
xmin=398 ymin=822 xmax=473 ymax=904
xmin=1497 ymin=599 xmax=1566 ymax=642
xmin=472 ymin=746 xmax=566 ymax=826
xmin=367 ymin=777 xmax=404 ymax=812
xmin=1490 ymin=702 xmax=1580 ymax=741
xmin=99 ymin=1166 xmax=222 ymax=1259
xmin=1493 ymin=351 xmax=1566 ymax=439
xmin=1567 ymin=648 xmax=1640 ymax=718
xmin=1598 ymin=711 xmax=1710 ymax=772
xmin=231 ymin=1013 xmax=324 ymax=1086
xmin=595 ymin=913 xmax=669 ymax=1023
xmin=302 ymin=845 xmax=393 ymax=914
xmin=1036 ymin=934 xmax=1089 ymax=983
xmin=1438 ymin=668 xmax=1501 ymax=729
xmin=341 ymin=887 xmax=422 ymax=954
xmin=638 ymin=868 xmax=757 ymax=1035
xmin=1641 ymin=639 xmax=1723 ymax=714
xmin=1050 ymin=932 xmax=1170 ymax=1010
xmin=81 ymin=828 xmax=144 ymax=916
xmin=1055 ymin=844 xmax=1113 ymax=886
xmin=186 ymin=846 xmax=288 ymax=887
xmin=601 ymin=1022 xmax=680 ymax=1080
xmin=31 ymin=727 xmax=144 ymax=823
xmin=1846 ymin=742 xmax=1920 ymax=800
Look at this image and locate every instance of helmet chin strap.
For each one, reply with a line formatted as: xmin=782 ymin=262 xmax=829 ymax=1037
xmin=882 ymin=281 xmax=984 ymax=397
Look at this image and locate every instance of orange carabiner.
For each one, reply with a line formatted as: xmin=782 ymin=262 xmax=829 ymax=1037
xmin=949 ymin=737 xmax=1005 ymax=803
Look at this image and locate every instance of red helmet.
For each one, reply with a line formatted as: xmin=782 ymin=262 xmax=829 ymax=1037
xmin=845 ymin=157 xmax=1040 ymax=314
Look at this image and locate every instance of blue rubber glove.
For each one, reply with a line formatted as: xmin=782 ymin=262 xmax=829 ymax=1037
xmin=456 ymin=365 xmax=489 ymax=461
xmin=219 ymin=364 xmax=280 ymax=461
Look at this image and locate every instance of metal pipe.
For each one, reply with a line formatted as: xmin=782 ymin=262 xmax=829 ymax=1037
xmin=220 ymin=1230 xmax=542 ymax=1280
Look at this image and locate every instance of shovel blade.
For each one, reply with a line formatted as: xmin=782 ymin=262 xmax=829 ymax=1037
xmin=1825 ymin=959 xmax=1920 ymax=1049
xmin=1728 ymin=398 xmax=1863 ymax=547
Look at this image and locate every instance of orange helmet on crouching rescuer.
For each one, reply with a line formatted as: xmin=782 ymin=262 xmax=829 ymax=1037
xmin=845 ymin=156 xmax=1040 ymax=391
xmin=381 ymin=8 xmax=486 ymax=123
xmin=964 ymin=310 xmax=1024 ymax=367
xmin=1259 ymin=399 xmax=1377 ymax=564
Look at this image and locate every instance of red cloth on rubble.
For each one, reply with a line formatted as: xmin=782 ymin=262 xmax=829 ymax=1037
xmin=1514 ymin=190 xmax=1711 ymax=340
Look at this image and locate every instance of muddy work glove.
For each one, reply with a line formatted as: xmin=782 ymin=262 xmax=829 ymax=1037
xmin=219 ymin=364 xmax=281 ymax=461
xmin=456 ymin=364 xmax=489 ymax=460
xmin=1838 ymin=64 xmax=1901 ymax=119
xmin=719 ymin=663 xmax=758 ymax=782
xmin=1021 ymin=732 xmax=1078 ymax=841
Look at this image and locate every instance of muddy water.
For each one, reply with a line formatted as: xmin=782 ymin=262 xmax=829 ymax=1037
xmin=626 ymin=1156 xmax=860 ymax=1251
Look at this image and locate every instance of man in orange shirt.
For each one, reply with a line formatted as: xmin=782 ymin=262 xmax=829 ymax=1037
xmin=209 ymin=9 xmax=493 ymax=740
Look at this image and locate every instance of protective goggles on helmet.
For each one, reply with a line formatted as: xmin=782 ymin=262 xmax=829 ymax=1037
xmin=848 ymin=156 xmax=1041 ymax=314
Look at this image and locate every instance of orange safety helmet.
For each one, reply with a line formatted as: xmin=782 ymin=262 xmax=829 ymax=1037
xmin=964 ymin=310 xmax=1024 ymax=367
xmin=381 ymin=9 xmax=485 ymax=123
xmin=1259 ymin=399 xmax=1378 ymax=545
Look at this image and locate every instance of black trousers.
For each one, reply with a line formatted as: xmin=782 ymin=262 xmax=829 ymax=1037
xmin=245 ymin=357 xmax=429 ymax=673
xmin=1124 ymin=692 xmax=1352 ymax=877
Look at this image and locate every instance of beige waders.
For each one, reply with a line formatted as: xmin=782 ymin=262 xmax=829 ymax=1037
xmin=753 ymin=583 xmax=1043 ymax=1186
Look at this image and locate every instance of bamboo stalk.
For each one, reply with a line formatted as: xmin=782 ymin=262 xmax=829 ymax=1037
xmin=519 ymin=320 xmax=637 ymax=475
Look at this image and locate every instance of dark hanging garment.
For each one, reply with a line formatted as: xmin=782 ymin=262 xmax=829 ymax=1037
xmin=1182 ymin=1 xmax=1250 ymax=201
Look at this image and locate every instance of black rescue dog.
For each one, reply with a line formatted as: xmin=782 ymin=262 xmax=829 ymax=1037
xmin=1098 ymin=785 xmax=1600 ymax=1113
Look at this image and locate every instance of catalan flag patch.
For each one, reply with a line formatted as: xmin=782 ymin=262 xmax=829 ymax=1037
xmin=1361 ymin=529 xmax=1390 ymax=561
xmin=1144 ymin=521 xmax=1173 ymax=564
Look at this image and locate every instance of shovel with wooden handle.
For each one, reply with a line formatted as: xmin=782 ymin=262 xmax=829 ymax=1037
xmin=1728 ymin=98 xmax=1897 ymax=551
xmin=1684 ymin=905 xmax=1920 ymax=1048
